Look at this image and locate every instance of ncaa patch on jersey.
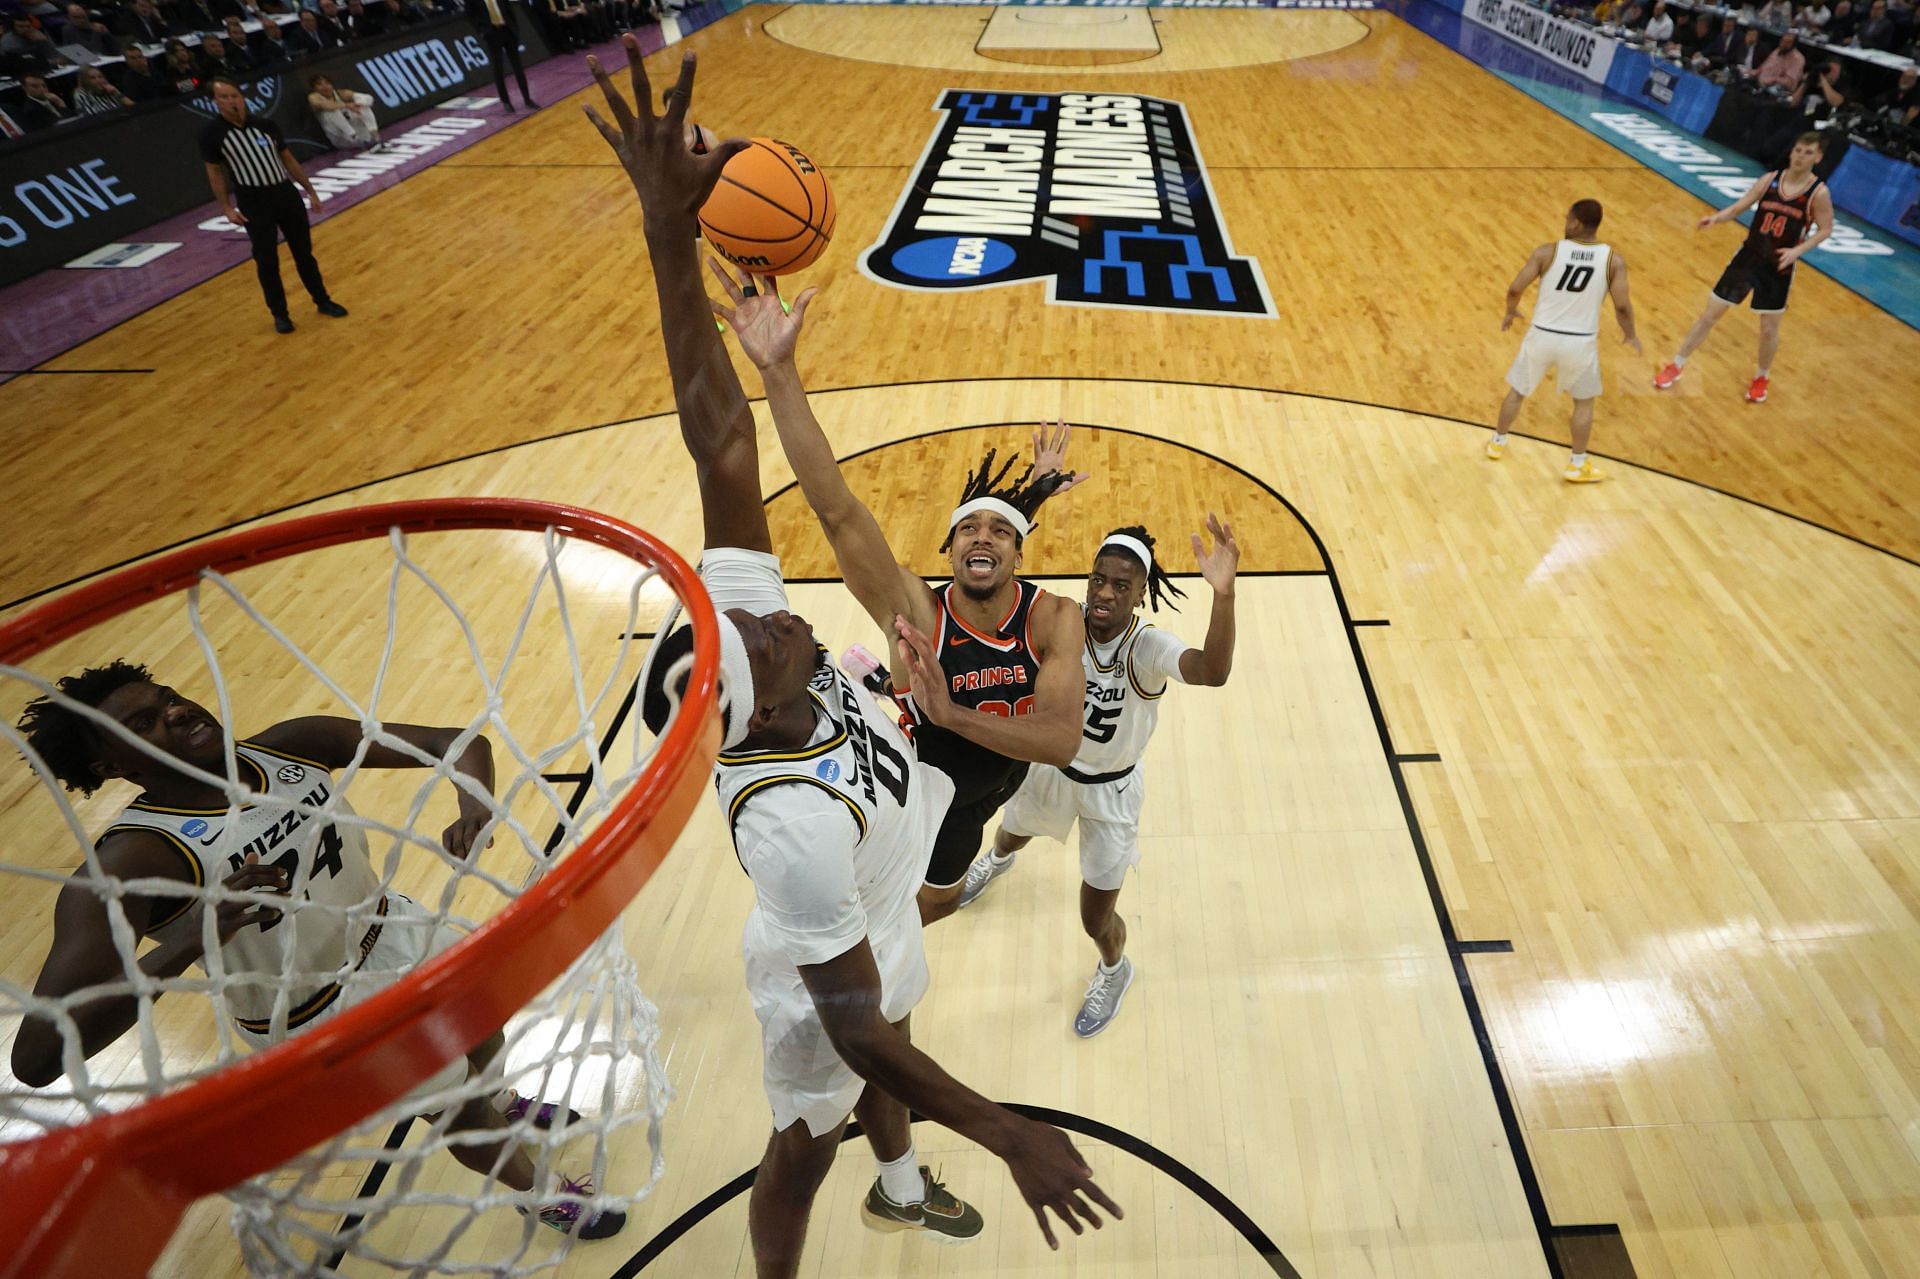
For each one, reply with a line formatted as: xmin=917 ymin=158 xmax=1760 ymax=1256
xmin=277 ymin=764 xmax=305 ymax=784
xmin=861 ymin=91 xmax=1274 ymax=318
xmin=182 ymin=819 xmax=210 ymax=838
xmin=816 ymin=759 xmax=842 ymax=783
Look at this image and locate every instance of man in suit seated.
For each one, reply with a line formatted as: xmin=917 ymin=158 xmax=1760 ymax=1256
xmin=115 ymin=0 xmax=175 ymax=43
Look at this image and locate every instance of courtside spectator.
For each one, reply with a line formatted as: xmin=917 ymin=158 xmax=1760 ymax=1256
xmin=1730 ymin=26 xmax=1766 ymax=78
xmin=307 ymin=71 xmax=382 ymax=149
xmin=1758 ymin=30 xmax=1806 ymax=89
xmin=221 ymin=12 xmax=259 ymax=55
xmin=174 ymin=0 xmax=227 ymax=32
xmin=62 ymin=4 xmax=121 ymax=54
xmin=1854 ymin=0 xmax=1899 ymax=44
xmin=1644 ymin=0 xmax=1676 ymax=40
xmin=1796 ymin=0 xmax=1832 ymax=27
xmin=1755 ymin=0 xmax=1793 ymax=27
xmin=341 ymin=0 xmax=375 ymax=36
xmin=2 ymin=14 xmax=66 ymax=69
xmin=285 ymin=8 xmax=334 ymax=52
xmin=117 ymin=43 xmax=172 ymax=96
xmin=17 ymin=71 xmax=71 ymax=128
xmin=253 ymin=13 xmax=291 ymax=63
xmin=1680 ymin=11 xmax=1716 ymax=50
xmin=72 ymin=62 xmax=132 ymax=110
xmin=196 ymin=30 xmax=247 ymax=74
xmin=1827 ymin=0 xmax=1862 ymax=36
xmin=159 ymin=36 xmax=201 ymax=89
xmin=381 ymin=0 xmax=425 ymax=26
xmin=116 ymin=0 xmax=173 ymax=40
xmin=1874 ymin=64 xmax=1918 ymax=123
xmin=316 ymin=0 xmax=350 ymax=41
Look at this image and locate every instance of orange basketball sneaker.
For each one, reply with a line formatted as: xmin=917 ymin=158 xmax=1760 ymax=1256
xmin=1653 ymin=361 xmax=1684 ymax=390
xmin=1745 ymin=375 xmax=1769 ymax=403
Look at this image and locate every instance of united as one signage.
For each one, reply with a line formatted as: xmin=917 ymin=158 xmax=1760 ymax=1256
xmin=862 ymin=90 xmax=1273 ymax=317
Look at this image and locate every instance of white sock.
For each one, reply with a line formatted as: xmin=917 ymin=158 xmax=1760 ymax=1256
xmin=1673 ymin=354 xmax=1688 ymax=368
xmin=1756 ymin=366 xmax=1769 ymax=378
xmin=877 ymin=1147 xmax=923 ymax=1206
xmin=1568 ymin=452 xmax=1587 ymax=469
xmin=990 ymin=848 xmax=1014 ymax=865
xmin=1491 ymin=431 xmax=1508 ymax=444
xmin=1098 ymin=955 xmax=1125 ymax=975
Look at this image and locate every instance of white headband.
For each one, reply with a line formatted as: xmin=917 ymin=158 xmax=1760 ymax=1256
xmin=714 ymin=613 xmax=757 ymax=750
xmin=948 ymin=496 xmax=1032 ymax=538
xmin=1099 ymin=534 xmax=1153 ymax=576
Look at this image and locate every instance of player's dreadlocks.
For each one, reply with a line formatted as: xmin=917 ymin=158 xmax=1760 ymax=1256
xmin=15 ymin=659 xmax=153 ymax=797
xmin=938 ymin=447 xmax=1075 ymax=553
xmin=1098 ymin=526 xmax=1187 ymax=614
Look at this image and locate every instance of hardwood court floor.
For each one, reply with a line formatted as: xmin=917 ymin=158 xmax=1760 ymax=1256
xmin=0 ymin=8 xmax=1916 ymax=1278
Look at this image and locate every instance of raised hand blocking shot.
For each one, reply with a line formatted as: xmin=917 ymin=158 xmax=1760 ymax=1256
xmin=586 ymin=37 xmax=1121 ymax=1272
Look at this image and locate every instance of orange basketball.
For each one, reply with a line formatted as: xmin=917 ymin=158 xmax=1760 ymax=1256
xmin=698 ymin=137 xmax=835 ymax=277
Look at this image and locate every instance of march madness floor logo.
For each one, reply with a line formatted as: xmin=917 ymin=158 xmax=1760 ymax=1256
xmin=861 ymin=91 xmax=1273 ymax=317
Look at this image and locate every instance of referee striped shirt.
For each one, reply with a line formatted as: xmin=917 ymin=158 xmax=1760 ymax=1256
xmin=199 ymin=113 xmax=291 ymax=188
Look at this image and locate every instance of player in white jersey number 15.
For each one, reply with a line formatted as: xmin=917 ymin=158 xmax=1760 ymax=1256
xmin=939 ymin=515 xmax=1240 ymax=1038
xmin=1485 ymin=198 xmax=1640 ymax=484
xmin=11 ymin=664 xmax=631 ymax=1240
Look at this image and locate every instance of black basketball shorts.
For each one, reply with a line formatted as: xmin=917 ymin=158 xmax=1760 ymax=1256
xmin=924 ymin=760 xmax=1031 ymax=889
xmin=1712 ymin=250 xmax=1794 ymax=314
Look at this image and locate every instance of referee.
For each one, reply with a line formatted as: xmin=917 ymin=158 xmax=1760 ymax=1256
xmin=200 ymin=78 xmax=348 ymax=334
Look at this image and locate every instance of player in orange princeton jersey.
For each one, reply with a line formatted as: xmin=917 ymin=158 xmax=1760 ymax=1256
xmin=1653 ymin=132 xmax=1836 ymax=404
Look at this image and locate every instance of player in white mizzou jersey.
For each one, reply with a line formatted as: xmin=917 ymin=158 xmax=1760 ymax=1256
xmin=959 ymin=516 xmax=1241 ymax=1038
xmin=592 ymin=41 xmax=1116 ymax=1274
xmin=12 ymin=661 xmax=632 ymax=1241
xmin=1486 ymin=198 xmax=1640 ymax=484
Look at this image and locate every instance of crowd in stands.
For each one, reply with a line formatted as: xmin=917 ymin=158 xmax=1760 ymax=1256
xmin=0 ymin=0 xmax=675 ymax=142
xmin=1559 ymin=0 xmax=1919 ymax=157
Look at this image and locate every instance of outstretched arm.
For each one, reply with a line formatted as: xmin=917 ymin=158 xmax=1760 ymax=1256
xmin=1606 ymin=253 xmax=1642 ymax=354
xmin=894 ymin=594 xmax=1086 ymax=767
xmin=251 ymin=717 xmax=496 ymax=858
xmin=583 ymin=40 xmax=767 ymax=552
xmin=1177 ymin=513 xmax=1239 ymax=687
xmin=1699 ymin=172 xmax=1772 ymax=228
xmin=709 ymin=266 xmax=937 ymax=635
xmin=1502 ymin=244 xmax=1552 ymax=331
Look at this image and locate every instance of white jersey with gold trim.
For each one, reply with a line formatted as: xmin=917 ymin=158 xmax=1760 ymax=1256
xmin=103 ymin=740 xmax=381 ymax=1037
xmin=1071 ymin=612 xmax=1190 ymax=775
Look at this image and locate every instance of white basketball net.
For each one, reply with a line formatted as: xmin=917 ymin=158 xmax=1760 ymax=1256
xmin=0 ymin=520 xmax=697 ymax=1276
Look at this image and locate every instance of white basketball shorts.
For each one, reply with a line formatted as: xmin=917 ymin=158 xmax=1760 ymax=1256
xmin=742 ymin=896 xmax=929 ymax=1137
xmin=1506 ymin=328 xmax=1603 ymax=399
xmin=999 ymin=764 xmax=1146 ymax=892
xmin=235 ymin=893 xmax=472 ymax=1112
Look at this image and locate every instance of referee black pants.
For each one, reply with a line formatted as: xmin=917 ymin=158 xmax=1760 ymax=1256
xmin=236 ymin=182 xmax=328 ymax=319
xmin=482 ymin=25 xmax=531 ymax=105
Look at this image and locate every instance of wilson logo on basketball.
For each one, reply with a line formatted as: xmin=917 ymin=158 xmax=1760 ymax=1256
xmin=861 ymin=91 xmax=1273 ymax=318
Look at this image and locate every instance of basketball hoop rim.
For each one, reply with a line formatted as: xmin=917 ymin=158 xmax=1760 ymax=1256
xmin=0 ymin=498 xmax=721 ymax=1278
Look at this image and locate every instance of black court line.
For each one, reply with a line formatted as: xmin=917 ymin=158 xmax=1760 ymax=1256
xmin=618 ymin=631 xmax=657 ymax=641
xmin=0 ymin=367 xmax=155 ymax=375
xmin=611 ymin=1104 xmax=1303 ymax=1278
xmin=323 ymin=1117 xmax=416 ymax=1272
xmin=10 ymin=370 xmax=1909 ymax=614
xmin=1352 ymin=618 xmax=1391 ymax=627
xmin=1454 ymin=939 xmax=1517 ymax=954
xmin=540 ymin=770 xmax=593 ymax=785
xmin=1395 ymin=752 xmax=1443 ymax=763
